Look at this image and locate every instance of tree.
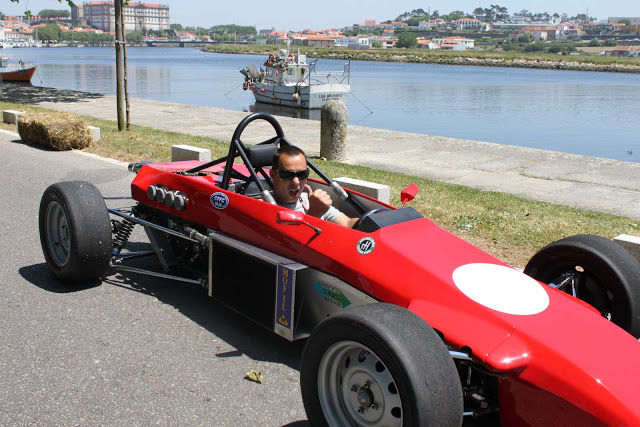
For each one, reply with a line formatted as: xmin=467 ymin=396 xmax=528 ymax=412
xmin=37 ymin=23 xmax=63 ymax=41
xmin=10 ymin=0 xmax=75 ymax=18
xmin=604 ymin=39 xmax=618 ymax=46
xmin=397 ymin=8 xmax=428 ymax=22
xmin=483 ymin=8 xmax=495 ymax=22
xmin=447 ymin=10 xmax=466 ymax=21
xmin=571 ymin=13 xmax=593 ymax=24
xmin=396 ymin=31 xmax=417 ymax=48
xmin=588 ymin=39 xmax=603 ymax=47
xmin=548 ymin=43 xmax=576 ymax=53
xmin=518 ymin=33 xmax=535 ymax=43
xmin=406 ymin=16 xmax=426 ymax=26
xmin=618 ymin=19 xmax=631 ymax=25
xmin=492 ymin=5 xmax=509 ymax=21
xmin=208 ymin=24 xmax=256 ymax=37
xmin=38 ymin=9 xmax=71 ymax=18
xmin=126 ymin=31 xmax=143 ymax=43
xmin=501 ymin=41 xmax=519 ymax=51
xmin=523 ymin=41 xmax=546 ymax=52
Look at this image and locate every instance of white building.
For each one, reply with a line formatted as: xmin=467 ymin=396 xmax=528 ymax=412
xmin=73 ymin=1 xmax=170 ymax=34
xmin=431 ymin=36 xmax=475 ymax=50
xmin=452 ymin=18 xmax=483 ymax=30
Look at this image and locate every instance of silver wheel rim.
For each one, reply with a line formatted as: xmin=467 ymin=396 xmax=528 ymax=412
xmin=46 ymin=201 xmax=70 ymax=267
xmin=317 ymin=340 xmax=403 ymax=426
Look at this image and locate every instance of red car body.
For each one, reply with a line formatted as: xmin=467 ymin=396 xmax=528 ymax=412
xmin=129 ymin=159 xmax=640 ymax=426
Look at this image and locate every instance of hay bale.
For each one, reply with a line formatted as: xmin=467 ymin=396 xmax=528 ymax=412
xmin=18 ymin=111 xmax=92 ymax=150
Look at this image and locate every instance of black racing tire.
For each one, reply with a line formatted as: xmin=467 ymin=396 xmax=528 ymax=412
xmin=524 ymin=234 xmax=640 ymax=338
xmin=300 ymin=303 xmax=463 ymax=427
xmin=39 ymin=181 xmax=112 ymax=282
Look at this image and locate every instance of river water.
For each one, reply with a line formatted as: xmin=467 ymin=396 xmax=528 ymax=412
xmin=3 ymin=46 xmax=639 ymax=163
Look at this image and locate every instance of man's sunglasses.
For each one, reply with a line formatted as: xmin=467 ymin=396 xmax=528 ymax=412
xmin=276 ymin=168 xmax=310 ymax=181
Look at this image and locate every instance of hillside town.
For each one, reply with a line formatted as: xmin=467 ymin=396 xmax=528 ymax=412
xmin=1 ymin=1 xmax=639 ymax=56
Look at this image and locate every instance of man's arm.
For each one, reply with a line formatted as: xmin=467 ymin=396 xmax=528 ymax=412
xmin=334 ymin=214 xmax=358 ymax=228
xmin=305 ymin=185 xmax=357 ymax=228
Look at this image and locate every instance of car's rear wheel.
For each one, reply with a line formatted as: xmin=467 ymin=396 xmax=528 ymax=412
xmin=39 ymin=181 xmax=112 ymax=282
xmin=300 ymin=303 xmax=463 ymax=426
xmin=524 ymin=234 xmax=640 ymax=338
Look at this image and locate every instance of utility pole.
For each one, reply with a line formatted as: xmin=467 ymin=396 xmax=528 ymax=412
xmin=114 ymin=0 xmax=126 ymax=131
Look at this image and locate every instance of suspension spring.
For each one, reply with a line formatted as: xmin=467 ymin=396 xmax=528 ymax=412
xmin=112 ymin=219 xmax=135 ymax=255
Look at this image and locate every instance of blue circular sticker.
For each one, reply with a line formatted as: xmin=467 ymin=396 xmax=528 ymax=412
xmin=210 ymin=192 xmax=229 ymax=209
xmin=357 ymin=237 xmax=376 ymax=255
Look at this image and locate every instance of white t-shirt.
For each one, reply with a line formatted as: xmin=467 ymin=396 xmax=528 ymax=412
xmin=282 ymin=192 xmax=343 ymax=223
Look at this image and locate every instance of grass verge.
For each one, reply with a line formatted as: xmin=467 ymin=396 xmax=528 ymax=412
xmin=1 ymin=100 xmax=638 ymax=267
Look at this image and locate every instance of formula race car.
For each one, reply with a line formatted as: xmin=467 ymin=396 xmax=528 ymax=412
xmin=39 ymin=113 xmax=640 ymax=426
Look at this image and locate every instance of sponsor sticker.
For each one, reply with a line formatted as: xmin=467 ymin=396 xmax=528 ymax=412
xmin=210 ymin=192 xmax=229 ymax=209
xmin=276 ymin=265 xmax=294 ymax=329
xmin=357 ymin=237 xmax=376 ymax=255
xmin=313 ymin=281 xmax=351 ymax=308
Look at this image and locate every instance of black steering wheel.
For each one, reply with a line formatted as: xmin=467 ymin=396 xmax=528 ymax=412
xmin=353 ymin=208 xmax=389 ymax=231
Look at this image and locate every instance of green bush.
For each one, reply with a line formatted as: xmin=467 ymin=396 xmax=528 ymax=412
xmin=548 ymin=43 xmax=576 ymax=54
xmin=518 ymin=33 xmax=535 ymax=43
xmin=523 ymin=41 xmax=546 ymax=52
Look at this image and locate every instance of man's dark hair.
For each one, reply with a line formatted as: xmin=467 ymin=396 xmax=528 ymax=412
xmin=272 ymin=145 xmax=307 ymax=169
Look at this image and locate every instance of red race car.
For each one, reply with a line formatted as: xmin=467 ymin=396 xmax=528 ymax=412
xmin=39 ymin=113 xmax=640 ymax=426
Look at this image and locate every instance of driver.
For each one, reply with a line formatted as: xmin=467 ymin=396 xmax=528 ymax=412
xmin=270 ymin=146 xmax=357 ymax=228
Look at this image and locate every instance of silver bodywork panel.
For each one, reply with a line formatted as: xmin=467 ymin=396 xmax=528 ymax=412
xmin=207 ymin=230 xmax=377 ymax=341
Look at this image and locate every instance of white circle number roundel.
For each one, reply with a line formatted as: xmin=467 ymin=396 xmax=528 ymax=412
xmin=452 ymin=263 xmax=550 ymax=315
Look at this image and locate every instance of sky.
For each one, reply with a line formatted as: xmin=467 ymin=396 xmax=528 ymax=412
xmin=4 ymin=0 xmax=640 ymax=31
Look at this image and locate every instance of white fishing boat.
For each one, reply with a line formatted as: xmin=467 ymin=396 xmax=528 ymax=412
xmin=240 ymin=49 xmax=350 ymax=109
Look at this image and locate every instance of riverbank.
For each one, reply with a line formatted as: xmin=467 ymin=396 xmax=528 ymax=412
xmin=203 ymin=44 xmax=640 ymax=73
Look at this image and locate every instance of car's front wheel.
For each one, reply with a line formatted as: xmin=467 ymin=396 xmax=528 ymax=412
xmin=300 ymin=303 xmax=463 ymax=426
xmin=39 ymin=181 xmax=112 ymax=282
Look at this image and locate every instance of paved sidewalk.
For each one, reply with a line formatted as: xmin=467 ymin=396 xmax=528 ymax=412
xmin=2 ymin=84 xmax=639 ymax=219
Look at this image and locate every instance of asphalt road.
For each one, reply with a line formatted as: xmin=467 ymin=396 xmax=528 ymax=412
xmin=0 ymin=130 xmax=309 ymax=426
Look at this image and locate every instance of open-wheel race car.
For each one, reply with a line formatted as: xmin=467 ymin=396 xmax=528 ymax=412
xmin=39 ymin=113 xmax=640 ymax=426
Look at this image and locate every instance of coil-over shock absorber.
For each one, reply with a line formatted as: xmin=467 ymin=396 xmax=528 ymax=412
xmin=112 ymin=219 xmax=135 ymax=255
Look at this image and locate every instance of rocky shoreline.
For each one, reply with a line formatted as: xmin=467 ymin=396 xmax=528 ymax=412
xmin=209 ymin=47 xmax=640 ymax=74
xmin=317 ymin=52 xmax=640 ymax=73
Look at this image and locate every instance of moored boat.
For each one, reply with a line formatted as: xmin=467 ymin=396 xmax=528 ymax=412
xmin=0 ymin=57 xmax=36 ymax=82
xmin=240 ymin=49 xmax=350 ymax=109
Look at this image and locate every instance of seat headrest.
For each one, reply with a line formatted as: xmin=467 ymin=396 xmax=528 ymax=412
xmin=246 ymin=143 xmax=278 ymax=169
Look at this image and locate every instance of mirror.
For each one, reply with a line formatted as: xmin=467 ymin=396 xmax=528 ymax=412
xmin=401 ymin=184 xmax=419 ymax=205
xmin=277 ymin=210 xmax=304 ymax=225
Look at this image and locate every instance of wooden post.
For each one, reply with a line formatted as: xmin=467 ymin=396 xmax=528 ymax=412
xmin=114 ymin=0 xmax=126 ymax=131
xmin=119 ymin=2 xmax=130 ymax=130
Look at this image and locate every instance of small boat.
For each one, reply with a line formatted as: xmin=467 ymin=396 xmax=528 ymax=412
xmin=0 ymin=57 xmax=36 ymax=82
xmin=240 ymin=49 xmax=350 ymax=109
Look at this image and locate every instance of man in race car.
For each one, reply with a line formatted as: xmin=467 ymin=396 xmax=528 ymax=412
xmin=270 ymin=146 xmax=357 ymax=228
